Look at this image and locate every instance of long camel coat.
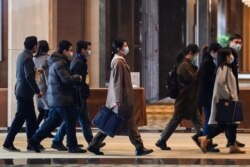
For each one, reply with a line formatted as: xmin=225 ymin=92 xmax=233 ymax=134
xmin=106 ymin=54 xmax=135 ymax=135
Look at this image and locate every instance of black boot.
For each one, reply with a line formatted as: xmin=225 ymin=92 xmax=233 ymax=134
xmin=155 ymin=138 xmax=171 ymax=150
xmin=88 ymin=131 xmax=107 ymax=155
xmin=136 ymin=147 xmax=153 ymax=156
xmin=192 ymin=130 xmax=203 ymax=148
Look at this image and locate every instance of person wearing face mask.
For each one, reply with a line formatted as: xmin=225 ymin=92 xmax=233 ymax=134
xmin=197 ymin=42 xmax=222 ymax=152
xmin=28 ymin=40 xmax=86 ymax=153
xmin=51 ymin=40 xmax=105 ymax=150
xmin=228 ymin=34 xmax=242 ymax=94
xmin=227 ymin=34 xmax=245 ymax=148
xmin=87 ymin=38 xmax=153 ymax=156
xmin=156 ymin=44 xmax=204 ymax=151
xmin=198 ymin=48 xmax=245 ymax=154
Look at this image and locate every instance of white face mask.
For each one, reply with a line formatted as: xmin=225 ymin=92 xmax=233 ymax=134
xmin=230 ymin=43 xmax=242 ymax=52
xmin=123 ymin=46 xmax=129 ymax=55
xmin=229 ymin=54 xmax=234 ymax=64
xmin=87 ymin=50 xmax=92 ymax=56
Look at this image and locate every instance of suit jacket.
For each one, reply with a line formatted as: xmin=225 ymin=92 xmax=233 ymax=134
xmin=15 ymin=49 xmax=40 ymax=99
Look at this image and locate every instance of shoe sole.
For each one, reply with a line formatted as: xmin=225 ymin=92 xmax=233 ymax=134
xmin=136 ymin=150 xmax=154 ymax=156
xmin=3 ymin=147 xmax=21 ymax=152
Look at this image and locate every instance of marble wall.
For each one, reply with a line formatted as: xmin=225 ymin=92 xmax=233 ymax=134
xmin=8 ymin=0 xmax=50 ymax=126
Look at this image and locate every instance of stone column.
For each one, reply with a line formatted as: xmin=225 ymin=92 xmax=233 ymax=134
xmin=8 ymin=0 xmax=51 ymax=126
xmin=82 ymin=0 xmax=100 ymax=88
xmin=196 ymin=0 xmax=210 ymax=64
xmin=141 ymin=0 xmax=159 ymax=101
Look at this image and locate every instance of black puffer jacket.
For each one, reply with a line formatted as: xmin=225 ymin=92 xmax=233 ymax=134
xmin=46 ymin=52 xmax=81 ymax=107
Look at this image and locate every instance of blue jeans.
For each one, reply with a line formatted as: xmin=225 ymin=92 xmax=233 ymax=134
xmin=202 ymin=106 xmax=211 ymax=136
xmin=53 ymin=100 xmax=93 ymax=144
xmin=30 ymin=106 xmax=78 ymax=150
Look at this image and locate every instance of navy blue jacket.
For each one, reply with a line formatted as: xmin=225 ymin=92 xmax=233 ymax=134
xmin=70 ymin=54 xmax=90 ymax=98
xmin=197 ymin=54 xmax=217 ymax=107
xmin=46 ymin=52 xmax=81 ymax=106
xmin=15 ymin=49 xmax=40 ymax=99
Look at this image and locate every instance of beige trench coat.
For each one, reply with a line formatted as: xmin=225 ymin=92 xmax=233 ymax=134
xmin=208 ymin=65 xmax=238 ymax=125
xmin=106 ymin=54 xmax=135 ymax=135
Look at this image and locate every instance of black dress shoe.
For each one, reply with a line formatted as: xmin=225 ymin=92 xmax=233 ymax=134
xmin=206 ymin=145 xmax=220 ymax=153
xmin=27 ymin=144 xmax=45 ymax=151
xmin=3 ymin=144 xmax=21 ymax=152
xmin=87 ymin=146 xmax=104 ymax=155
xmin=155 ymin=140 xmax=171 ymax=150
xmin=68 ymin=147 xmax=87 ymax=153
xmin=28 ymin=140 xmax=41 ymax=153
xmin=226 ymin=141 xmax=245 ymax=148
xmin=136 ymin=147 xmax=153 ymax=156
xmin=51 ymin=143 xmax=68 ymax=151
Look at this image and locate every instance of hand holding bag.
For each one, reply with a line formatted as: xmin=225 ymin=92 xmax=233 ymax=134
xmin=92 ymin=106 xmax=124 ymax=137
xmin=215 ymin=99 xmax=243 ymax=123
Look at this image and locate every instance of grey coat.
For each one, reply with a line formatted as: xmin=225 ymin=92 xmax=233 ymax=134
xmin=106 ymin=54 xmax=134 ymax=135
xmin=33 ymin=53 xmax=49 ymax=109
xmin=208 ymin=65 xmax=238 ymax=125
xmin=15 ymin=49 xmax=40 ymax=99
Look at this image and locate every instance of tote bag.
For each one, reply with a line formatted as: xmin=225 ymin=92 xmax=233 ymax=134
xmin=92 ymin=106 xmax=124 ymax=137
xmin=215 ymin=99 xmax=243 ymax=123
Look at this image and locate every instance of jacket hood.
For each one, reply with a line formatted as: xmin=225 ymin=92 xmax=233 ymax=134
xmin=47 ymin=51 xmax=69 ymax=66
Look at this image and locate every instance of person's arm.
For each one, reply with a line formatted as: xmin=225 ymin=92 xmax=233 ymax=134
xmin=57 ymin=62 xmax=82 ymax=85
xmin=112 ymin=60 xmax=124 ymax=107
xmin=24 ymin=58 xmax=41 ymax=97
xmin=216 ymin=66 xmax=231 ymax=99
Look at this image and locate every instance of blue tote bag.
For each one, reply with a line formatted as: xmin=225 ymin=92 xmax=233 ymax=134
xmin=92 ymin=106 xmax=124 ymax=137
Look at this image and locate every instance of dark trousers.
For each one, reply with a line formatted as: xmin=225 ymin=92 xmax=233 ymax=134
xmin=202 ymin=106 xmax=211 ymax=136
xmin=37 ymin=108 xmax=49 ymax=126
xmin=4 ymin=97 xmax=37 ymax=146
xmin=160 ymin=110 xmax=203 ymax=142
xmin=208 ymin=124 xmax=237 ymax=146
xmin=89 ymin=116 xmax=144 ymax=150
xmin=30 ymin=106 xmax=78 ymax=150
xmin=53 ymin=99 xmax=93 ymax=144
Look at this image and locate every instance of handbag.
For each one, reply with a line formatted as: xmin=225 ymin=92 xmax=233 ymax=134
xmin=92 ymin=106 xmax=124 ymax=137
xmin=215 ymin=99 xmax=243 ymax=123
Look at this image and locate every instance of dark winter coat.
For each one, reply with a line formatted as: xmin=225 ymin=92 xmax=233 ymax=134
xmin=197 ymin=54 xmax=217 ymax=107
xmin=46 ymin=52 xmax=81 ymax=107
xmin=174 ymin=58 xmax=198 ymax=119
xmin=70 ymin=54 xmax=90 ymax=99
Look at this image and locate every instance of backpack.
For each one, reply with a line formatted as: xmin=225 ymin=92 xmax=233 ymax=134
xmin=166 ymin=65 xmax=180 ymax=99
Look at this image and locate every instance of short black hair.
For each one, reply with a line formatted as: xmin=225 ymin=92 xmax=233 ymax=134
xmin=76 ymin=40 xmax=91 ymax=53
xmin=229 ymin=34 xmax=242 ymax=42
xmin=24 ymin=36 xmax=38 ymax=50
xmin=58 ymin=40 xmax=72 ymax=54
